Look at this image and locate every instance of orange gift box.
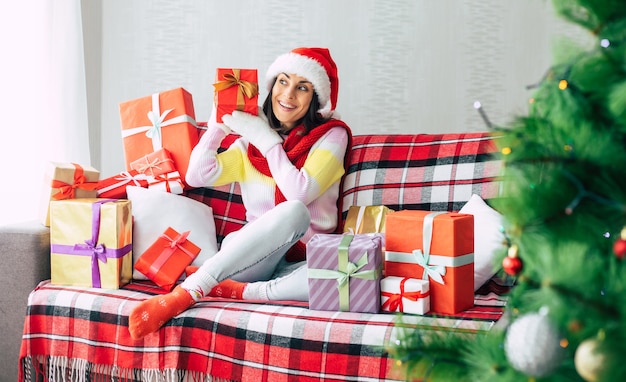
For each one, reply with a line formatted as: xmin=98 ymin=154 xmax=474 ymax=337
xmin=385 ymin=210 xmax=474 ymax=314
xmin=129 ymin=148 xmax=176 ymax=177
xmin=134 ymin=227 xmax=201 ymax=291
xmin=213 ymin=68 xmax=258 ymax=123
xmin=40 ymin=162 xmax=100 ymax=226
xmin=119 ymin=87 xmax=198 ymax=185
xmin=96 ymin=169 xmax=148 ymax=199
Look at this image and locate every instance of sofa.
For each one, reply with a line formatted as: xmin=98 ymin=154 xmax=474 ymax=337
xmin=4 ymin=131 xmax=507 ymax=382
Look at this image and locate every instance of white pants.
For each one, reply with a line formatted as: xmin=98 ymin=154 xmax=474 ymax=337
xmin=182 ymin=200 xmax=311 ymax=301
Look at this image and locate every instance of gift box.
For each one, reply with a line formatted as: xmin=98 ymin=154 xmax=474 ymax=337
xmin=147 ymin=171 xmax=184 ymax=194
xmin=307 ymin=234 xmax=383 ymax=313
xmin=343 ymin=205 xmax=394 ymax=235
xmin=40 ymin=162 xmax=100 ymax=226
xmin=134 ymin=227 xmax=201 ymax=291
xmin=213 ymin=68 xmax=258 ymax=123
xmin=385 ymin=210 xmax=474 ymax=315
xmin=96 ymin=169 xmax=148 ymax=199
xmin=119 ymin=87 xmax=198 ymax=185
xmin=49 ymin=198 xmax=132 ymax=289
xmin=380 ymin=276 xmax=430 ymax=315
xmin=129 ymin=148 xmax=176 ymax=177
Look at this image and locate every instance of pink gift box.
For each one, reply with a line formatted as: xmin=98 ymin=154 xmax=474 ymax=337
xmin=129 ymin=148 xmax=176 ymax=177
xmin=380 ymin=276 xmax=430 ymax=315
xmin=307 ymin=234 xmax=383 ymax=313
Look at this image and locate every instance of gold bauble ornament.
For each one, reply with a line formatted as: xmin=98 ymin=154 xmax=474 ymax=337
xmin=574 ymin=338 xmax=605 ymax=382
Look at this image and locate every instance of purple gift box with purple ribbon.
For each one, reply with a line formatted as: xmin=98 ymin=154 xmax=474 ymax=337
xmin=49 ymin=198 xmax=133 ymax=289
xmin=307 ymin=233 xmax=384 ymax=313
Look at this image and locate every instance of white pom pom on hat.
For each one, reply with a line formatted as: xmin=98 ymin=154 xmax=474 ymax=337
xmin=265 ymin=47 xmax=338 ymax=118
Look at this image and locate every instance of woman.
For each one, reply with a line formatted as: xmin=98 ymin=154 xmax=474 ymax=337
xmin=129 ymin=47 xmax=352 ymax=340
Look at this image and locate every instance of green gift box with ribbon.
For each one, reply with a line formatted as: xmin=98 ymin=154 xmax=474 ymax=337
xmin=307 ymin=233 xmax=383 ymax=313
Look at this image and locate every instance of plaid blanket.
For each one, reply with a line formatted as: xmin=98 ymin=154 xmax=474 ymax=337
xmin=19 ymin=132 xmax=505 ymax=381
xmin=186 ymin=132 xmax=502 ymax=245
xmin=341 ymin=133 xmax=502 ymax=215
xmin=20 ymin=280 xmax=506 ymax=382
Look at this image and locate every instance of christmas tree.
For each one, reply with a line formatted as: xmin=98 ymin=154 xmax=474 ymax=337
xmin=391 ymin=1 xmax=626 ymax=381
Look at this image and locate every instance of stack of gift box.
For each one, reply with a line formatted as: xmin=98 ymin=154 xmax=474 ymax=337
xmin=307 ymin=205 xmax=475 ymax=316
xmin=42 ymin=68 xmax=258 ymax=290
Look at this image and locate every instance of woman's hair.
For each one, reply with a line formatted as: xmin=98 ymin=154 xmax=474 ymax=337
xmin=262 ymin=80 xmax=328 ymax=134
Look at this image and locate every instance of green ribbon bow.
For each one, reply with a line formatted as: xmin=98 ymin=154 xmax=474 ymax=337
xmin=308 ymin=235 xmax=381 ymax=311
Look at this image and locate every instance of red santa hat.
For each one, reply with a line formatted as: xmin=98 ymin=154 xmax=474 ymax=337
xmin=265 ymin=47 xmax=338 ymax=118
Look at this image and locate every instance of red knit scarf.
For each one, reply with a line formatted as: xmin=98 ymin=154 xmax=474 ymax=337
xmin=247 ymin=119 xmax=352 ymax=261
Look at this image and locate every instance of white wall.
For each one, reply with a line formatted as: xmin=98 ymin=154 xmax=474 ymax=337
xmin=86 ymin=0 xmax=588 ymax=177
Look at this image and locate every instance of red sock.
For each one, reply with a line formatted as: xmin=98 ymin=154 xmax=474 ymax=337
xmin=128 ymin=285 xmax=195 ymax=340
xmin=185 ymin=265 xmax=199 ymax=277
xmin=209 ymin=279 xmax=247 ymax=299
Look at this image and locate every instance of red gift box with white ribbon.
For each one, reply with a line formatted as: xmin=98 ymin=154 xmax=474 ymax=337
xmin=134 ymin=227 xmax=201 ymax=291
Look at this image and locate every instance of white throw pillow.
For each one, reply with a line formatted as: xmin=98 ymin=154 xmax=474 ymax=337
xmin=459 ymin=194 xmax=506 ymax=291
xmin=126 ymin=186 xmax=219 ymax=280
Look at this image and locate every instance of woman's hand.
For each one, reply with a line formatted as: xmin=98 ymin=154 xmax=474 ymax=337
xmin=208 ymin=106 xmax=231 ymax=135
xmin=223 ymin=111 xmax=283 ymax=156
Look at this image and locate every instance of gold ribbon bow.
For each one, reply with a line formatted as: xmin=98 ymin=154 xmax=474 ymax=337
xmin=213 ymin=69 xmax=258 ymax=111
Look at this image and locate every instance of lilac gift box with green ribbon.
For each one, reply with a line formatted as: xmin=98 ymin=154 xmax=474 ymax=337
xmin=307 ymin=233 xmax=383 ymax=313
xmin=49 ymin=198 xmax=133 ymax=289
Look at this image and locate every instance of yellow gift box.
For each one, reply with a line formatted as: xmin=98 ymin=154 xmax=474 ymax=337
xmin=50 ymin=198 xmax=132 ymax=289
xmin=343 ymin=205 xmax=394 ymax=234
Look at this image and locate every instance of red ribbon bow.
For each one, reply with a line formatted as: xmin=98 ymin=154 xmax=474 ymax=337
xmin=381 ymin=277 xmax=430 ymax=312
xmin=51 ymin=163 xmax=98 ymax=200
xmin=148 ymin=230 xmax=196 ymax=276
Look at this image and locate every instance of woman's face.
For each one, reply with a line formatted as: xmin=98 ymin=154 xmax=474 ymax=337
xmin=271 ymin=72 xmax=314 ymax=130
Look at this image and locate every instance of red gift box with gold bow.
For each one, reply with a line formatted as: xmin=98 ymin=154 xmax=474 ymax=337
xmin=134 ymin=227 xmax=201 ymax=291
xmin=213 ymin=68 xmax=258 ymax=123
xmin=385 ymin=210 xmax=474 ymax=315
xmin=40 ymin=162 xmax=100 ymax=226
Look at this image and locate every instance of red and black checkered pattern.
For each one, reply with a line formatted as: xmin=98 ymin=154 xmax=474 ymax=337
xmin=20 ymin=280 xmax=504 ymax=382
xmin=185 ymin=132 xmax=503 ymax=244
xmin=340 ymin=133 xmax=502 ymax=222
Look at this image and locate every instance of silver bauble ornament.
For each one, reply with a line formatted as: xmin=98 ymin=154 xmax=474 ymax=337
xmin=575 ymin=338 xmax=605 ymax=382
xmin=504 ymin=311 xmax=564 ymax=377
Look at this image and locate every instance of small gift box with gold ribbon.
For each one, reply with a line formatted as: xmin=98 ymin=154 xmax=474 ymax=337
xmin=307 ymin=233 xmax=383 ymax=313
xmin=134 ymin=227 xmax=201 ymax=291
xmin=96 ymin=169 xmax=148 ymax=199
xmin=129 ymin=148 xmax=176 ymax=177
xmin=385 ymin=210 xmax=474 ymax=315
xmin=49 ymin=198 xmax=132 ymax=289
xmin=119 ymin=87 xmax=198 ymax=185
xmin=343 ymin=205 xmax=394 ymax=235
xmin=213 ymin=68 xmax=258 ymax=123
xmin=40 ymin=162 xmax=100 ymax=226
xmin=147 ymin=171 xmax=184 ymax=194
xmin=380 ymin=276 xmax=430 ymax=315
